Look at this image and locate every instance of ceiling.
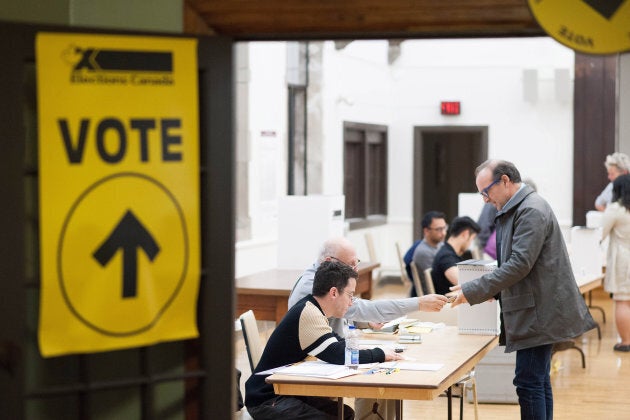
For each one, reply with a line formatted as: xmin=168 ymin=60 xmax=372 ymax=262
xmin=183 ymin=0 xmax=545 ymax=40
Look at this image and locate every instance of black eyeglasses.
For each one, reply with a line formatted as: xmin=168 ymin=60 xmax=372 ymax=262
xmin=427 ymin=225 xmax=448 ymax=232
xmin=342 ymin=290 xmax=355 ymax=299
xmin=480 ymin=179 xmax=501 ymax=198
xmin=328 ymin=256 xmax=360 ymax=269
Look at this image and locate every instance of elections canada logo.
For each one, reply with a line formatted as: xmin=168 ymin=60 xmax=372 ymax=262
xmin=63 ymin=45 xmax=175 ymax=86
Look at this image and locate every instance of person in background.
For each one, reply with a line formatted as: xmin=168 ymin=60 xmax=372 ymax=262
xmin=595 ymin=152 xmax=630 ymax=211
xmin=476 ymin=203 xmax=497 ymax=257
xmin=246 ymin=261 xmax=402 ymax=419
xmin=405 ymin=211 xmax=447 ymax=296
xmin=449 ymin=159 xmax=596 ymax=420
xmin=288 ymin=237 xmax=448 ymax=419
xmin=601 ymin=174 xmax=630 ymax=352
xmin=430 ymin=216 xmax=481 ymax=295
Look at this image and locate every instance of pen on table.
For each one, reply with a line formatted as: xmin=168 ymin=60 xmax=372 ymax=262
xmin=385 ymin=367 xmax=400 ymax=375
xmin=384 ymin=363 xmax=398 ymax=374
xmin=364 ymin=367 xmax=380 ymax=375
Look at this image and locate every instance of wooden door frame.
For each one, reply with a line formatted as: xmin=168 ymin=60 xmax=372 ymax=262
xmin=412 ymin=126 xmax=488 ymax=240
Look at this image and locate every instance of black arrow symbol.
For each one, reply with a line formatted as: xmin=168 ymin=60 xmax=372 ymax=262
xmin=93 ymin=210 xmax=160 ymax=299
xmin=581 ymin=0 xmax=625 ymax=20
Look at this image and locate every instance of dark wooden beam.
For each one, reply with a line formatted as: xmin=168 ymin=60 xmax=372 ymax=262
xmin=184 ymin=0 xmax=544 ymax=39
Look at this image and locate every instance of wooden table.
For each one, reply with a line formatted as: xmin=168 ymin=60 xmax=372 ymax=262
xmin=236 ymin=261 xmax=380 ymax=324
xmin=576 ymin=273 xmax=606 ymax=324
xmin=266 ymin=326 xmax=498 ymax=419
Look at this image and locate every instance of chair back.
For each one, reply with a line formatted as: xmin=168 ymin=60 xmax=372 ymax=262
xmin=410 ymin=262 xmax=424 ymax=297
xmin=239 ymin=310 xmax=264 ymax=372
xmin=423 ymin=268 xmax=436 ymax=294
xmin=364 ymin=232 xmax=377 ymax=262
xmin=395 ymin=242 xmax=412 ymax=286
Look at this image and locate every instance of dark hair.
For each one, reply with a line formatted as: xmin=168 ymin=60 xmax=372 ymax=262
xmin=421 ymin=211 xmax=447 ymax=230
xmin=475 ymin=159 xmax=522 ymax=183
xmin=446 ymin=216 xmax=481 ymax=240
xmin=312 ymin=261 xmax=358 ymax=297
xmin=612 ymin=174 xmax=630 ymax=211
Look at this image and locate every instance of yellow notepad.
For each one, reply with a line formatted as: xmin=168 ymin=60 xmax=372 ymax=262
xmin=406 ymin=326 xmax=433 ymax=334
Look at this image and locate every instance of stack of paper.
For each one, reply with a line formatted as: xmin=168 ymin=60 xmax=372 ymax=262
xmin=269 ymin=361 xmax=359 ymax=379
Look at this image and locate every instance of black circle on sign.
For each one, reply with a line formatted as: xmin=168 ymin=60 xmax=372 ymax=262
xmin=57 ymin=172 xmax=189 ymax=337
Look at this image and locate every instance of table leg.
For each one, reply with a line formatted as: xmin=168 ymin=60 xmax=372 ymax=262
xmin=586 ymin=291 xmax=606 ymax=324
xmin=446 ymin=386 xmax=453 ymax=420
xmin=337 ymin=397 xmax=344 ymax=419
xmin=395 ymin=399 xmax=403 ymax=419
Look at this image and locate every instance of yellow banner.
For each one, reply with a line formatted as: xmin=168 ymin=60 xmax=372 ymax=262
xmin=36 ymin=32 xmax=200 ymax=357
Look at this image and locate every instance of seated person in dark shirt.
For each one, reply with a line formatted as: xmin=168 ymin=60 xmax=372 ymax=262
xmin=431 ymin=216 xmax=481 ymax=295
xmin=245 ymin=261 xmax=402 ymax=420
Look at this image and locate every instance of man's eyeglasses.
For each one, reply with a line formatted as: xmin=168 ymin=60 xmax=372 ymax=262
xmin=427 ymin=225 xmax=448 ymax=232
xmin=342 ymin=290 xmax=355 ymax=299
xmin=480 ymin=179 xmax=501 ymax=199
xmin=328 ymin=255 xmax=360 ymax=269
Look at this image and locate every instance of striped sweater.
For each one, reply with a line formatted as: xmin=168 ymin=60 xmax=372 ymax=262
xmin=245 ymin=294 xmax=385 ymax=409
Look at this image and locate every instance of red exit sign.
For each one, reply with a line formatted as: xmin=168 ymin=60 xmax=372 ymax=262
xmin=440 ymin=101 xmax=461 ymax=115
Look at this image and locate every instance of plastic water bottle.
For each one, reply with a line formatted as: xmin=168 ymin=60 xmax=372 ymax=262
xmin=345 ymin=325 xmax=360 ymax=369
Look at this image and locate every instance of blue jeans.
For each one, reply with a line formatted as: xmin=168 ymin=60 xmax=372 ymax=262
xmin=514 ymin=344 xmax=553 ymax=420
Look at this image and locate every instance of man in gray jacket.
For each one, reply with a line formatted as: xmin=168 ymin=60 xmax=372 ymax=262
xmin=450 ymin=159 xmax=596 ymax=420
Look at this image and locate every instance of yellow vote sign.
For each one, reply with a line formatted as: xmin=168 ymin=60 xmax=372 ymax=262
xmin=528 ymin=0 xmax=630 ymax=54
xmin=36 ymin=33 xmax=200 ymax=357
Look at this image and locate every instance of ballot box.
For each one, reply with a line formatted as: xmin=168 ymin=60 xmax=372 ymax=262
xmin=457 ymin=259 xmax=500 ymax=335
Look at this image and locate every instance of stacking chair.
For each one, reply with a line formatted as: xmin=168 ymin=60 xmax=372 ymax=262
xmin=409 ymin=262 xmax=425 ymax=297
xmin=395 ymin=242 xmax=413 ymax=289
xmin=423 ymin=267 xmax=437 ymax=294
xmin=364 ymin=232 xmax=402 ymax=284
xmin=239 ymin=310 xmax=264 ymax=372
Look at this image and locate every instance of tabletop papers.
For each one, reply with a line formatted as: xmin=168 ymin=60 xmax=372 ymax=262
xmin=260 ymin=360 xmax=360 ymax=379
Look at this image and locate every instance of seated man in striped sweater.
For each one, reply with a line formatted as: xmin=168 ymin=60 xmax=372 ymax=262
xmin=245 ymin=261 xmax=402 ymax=419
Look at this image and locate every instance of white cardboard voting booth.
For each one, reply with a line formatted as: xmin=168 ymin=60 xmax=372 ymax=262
xmin=277 ymin=195 xmax=345 ymax=270
xmin=570 ymin=226 xmax=603 ymax=281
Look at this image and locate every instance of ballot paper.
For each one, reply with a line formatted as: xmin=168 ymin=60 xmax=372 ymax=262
xmin=376 ymin=315 xmax=408 ymax=332
xmin=259 ymin=360 xmax=360 ymax=379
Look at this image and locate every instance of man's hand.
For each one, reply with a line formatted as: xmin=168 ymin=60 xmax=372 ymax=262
xmin=382 ymin=348 xmax=404 ymax=361
xmin=418 ymin=294 xmax=449 ymax=312
xmin=446 ymin=285 xmax=468 ymax=308
xmin=368 ymin=322 xmax=385 ymax=330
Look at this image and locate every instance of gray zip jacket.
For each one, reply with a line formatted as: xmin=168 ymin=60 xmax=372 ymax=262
xmin=461 ymin=185 xmax=597 ymax=352
xmin=288 ymin=263 xmax=418 ymax=336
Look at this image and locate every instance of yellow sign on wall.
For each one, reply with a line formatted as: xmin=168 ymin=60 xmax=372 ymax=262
xmin=528 ymin=0 xmax=630 ymax=54
xmin=37 ymin=33 xmax=200 ymax=357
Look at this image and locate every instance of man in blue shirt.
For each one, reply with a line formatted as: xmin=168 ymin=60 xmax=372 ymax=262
xmin=404 ymin=211 xmax=447 ymax=296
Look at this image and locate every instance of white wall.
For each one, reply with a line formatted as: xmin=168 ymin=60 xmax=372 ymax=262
xmin=247 ymin=43 xmax=288 ymax=239
xmin=236 ymin=38 xmax=576 ymax=276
